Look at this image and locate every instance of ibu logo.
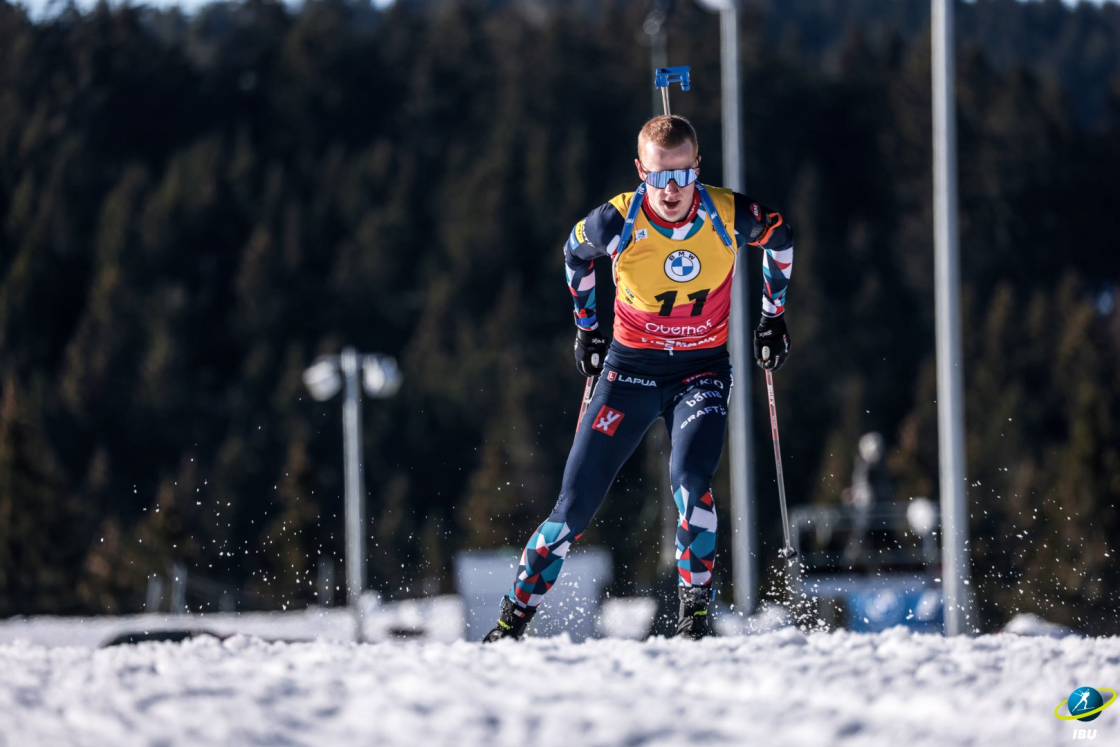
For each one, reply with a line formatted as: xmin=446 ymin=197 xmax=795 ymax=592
xmin=665 ymin=250 xmax=701 ymax=282
xmin=1055 ymin=685 xmax=1116 ymax=739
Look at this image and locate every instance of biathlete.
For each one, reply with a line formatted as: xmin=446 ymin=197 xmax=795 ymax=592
xmin=483 ymin=115 xmax=794 ymax=641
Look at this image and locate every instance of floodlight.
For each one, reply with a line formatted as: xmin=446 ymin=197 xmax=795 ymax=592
xmin=362 ymin=355 xmax=402 ymax=399
xmin=907 ymin=497 xmax=938 ymax=537
xmin=302 ymin=358 xmax=342 ymax=401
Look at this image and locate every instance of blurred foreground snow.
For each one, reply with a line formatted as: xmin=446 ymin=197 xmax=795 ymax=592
xmin=1 ymin=605 xmax=1118 ymax=746
xmin=0 ymin=596 xmax=466 ymax=649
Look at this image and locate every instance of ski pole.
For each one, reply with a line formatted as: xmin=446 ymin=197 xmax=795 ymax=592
xmin=575 ymin=373 xmax=597 ymax=434
xmin=763 ymin=358 xmax=797 ymax=560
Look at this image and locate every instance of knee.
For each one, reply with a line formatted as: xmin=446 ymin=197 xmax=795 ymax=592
xmin=671 ymin=462 xmax=721 ymax=499
xmin=549 ymin=483 xmax=600 ymax=538
xmin=673 ymin=484 xmax=718 ymax=529
xmin=522 ymin=518 xmax=584 ymax=579
xmin=544 ymin=498 xmax=590 ymax=544
xmin=672 ymin=481 xmax=716 ymax=511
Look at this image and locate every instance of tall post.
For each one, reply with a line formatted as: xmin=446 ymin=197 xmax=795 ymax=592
xmin=720 ymin=7 xmax=743 ymax=193
xmin=145 ymin=575 xmax=163 ymax=613
xmin=644 ymin=7 xmax=676 ymax=581
xmin=931 ymin=0 xmax=973 ymax=635
xmin=650 ymin=17 xmax=667 ymax=116
xmin=170 ymin=561 xmax=188 ymax=615
xmin=717 ymin=3 xmax=756 ymax=616
xmin=340 ymin=347 xmax=367 ymax=614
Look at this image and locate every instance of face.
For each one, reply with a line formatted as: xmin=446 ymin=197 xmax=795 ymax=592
xmin=635 ymin=141 xmax=700 ymax=223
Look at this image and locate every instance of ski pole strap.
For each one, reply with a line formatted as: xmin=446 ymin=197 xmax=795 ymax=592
xmin=695 ymin=184 xmax=734 ymax=250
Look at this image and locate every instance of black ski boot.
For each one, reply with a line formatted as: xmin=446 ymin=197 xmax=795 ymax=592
xmin=482 ymin=597 xmax=537 ymax=643
xmin=675 ymin=585 xmax=715 ymax=639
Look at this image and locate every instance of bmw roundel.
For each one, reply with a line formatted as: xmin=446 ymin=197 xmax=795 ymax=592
xmin=665 ymin=250 xmax=701 ymax=283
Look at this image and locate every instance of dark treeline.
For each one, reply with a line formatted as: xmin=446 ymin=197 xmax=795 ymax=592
xmin=1 ymin=0 xmax=1118 ymax=633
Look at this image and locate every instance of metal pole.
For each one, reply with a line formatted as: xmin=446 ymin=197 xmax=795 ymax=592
xmin=340 ymin=348 xmax=367 ymax=617
xmin=719 ymin=4 xmax=757 ymax=616
xmin=931 ymin=0 xmax=973 ymax=635
xmin=145 ymin=574 xmax=163 ymax=613
xmin=645 ymin=9 xmax=668 ymax=117
xmin=720 ymin=7 xmax=743 ymax=193
xmin=764 ymin=370 xmax=795 ymax=557
xmin=170 ymin=561 xmax=188 ymax=615
xmin=648 ymin=10 xmax=677 ymax=578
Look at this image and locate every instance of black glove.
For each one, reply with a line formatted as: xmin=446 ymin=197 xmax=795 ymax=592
xmin=573 ymin=328 xmax=607 ymax=377
xmin=753 ymin=315 xmax=790 ymax=371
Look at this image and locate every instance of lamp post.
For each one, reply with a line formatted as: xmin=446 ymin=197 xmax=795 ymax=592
xmin=931 ymin=0 xmax=973 ymax=635
xmin=303 ymin=347 xmax=401 ymax=634
xmin=642 ymin=3 xmax=671 ymax=115
xmin=694 ymin=0 xmax=756 ymax=615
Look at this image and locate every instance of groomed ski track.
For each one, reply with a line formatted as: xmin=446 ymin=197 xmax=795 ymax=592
xmin=2 ymin=624 xmax=1117 ymax=746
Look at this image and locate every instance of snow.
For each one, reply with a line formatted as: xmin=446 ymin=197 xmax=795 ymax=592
xmin=0 ymin=596 xmax=466 ymax=649
xmin=2 ymin=608 xmax=1118 ymax=746
xmin=1000 ymin=612 xmax=1081 ymax=638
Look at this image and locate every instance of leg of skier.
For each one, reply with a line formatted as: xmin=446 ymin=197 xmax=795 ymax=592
xmin=664 ymin=366 xmax=732 ymax=639
xmin=483 ymin=366 xmax=662 ymax=642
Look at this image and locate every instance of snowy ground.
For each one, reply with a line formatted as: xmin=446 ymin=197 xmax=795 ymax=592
xmin=0 ymin=597 xmax=467 ymax=649
xmin=1 ymin=607 xmax=1118 ymax=746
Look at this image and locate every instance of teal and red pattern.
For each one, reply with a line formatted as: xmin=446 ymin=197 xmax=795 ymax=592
xmin=509 ymin=520 xmax=584 ymax=608
xmin=674 ymin=486 xmax=717 ymax=587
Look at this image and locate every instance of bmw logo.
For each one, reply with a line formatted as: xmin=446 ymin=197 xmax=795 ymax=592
xmin=664 ymin=250 xmax=701 ymax=283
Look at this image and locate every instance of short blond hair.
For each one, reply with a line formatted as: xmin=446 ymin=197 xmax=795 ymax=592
xmin=637 ymin=115 xmax=699 ymax=159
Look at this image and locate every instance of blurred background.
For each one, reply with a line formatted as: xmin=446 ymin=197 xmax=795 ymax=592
xmin=1 ymin=0 xmax=1118 ymax=636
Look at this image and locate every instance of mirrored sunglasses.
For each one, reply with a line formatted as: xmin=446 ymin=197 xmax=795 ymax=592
xmin=642 ymin=167 xmax=699 ymax=189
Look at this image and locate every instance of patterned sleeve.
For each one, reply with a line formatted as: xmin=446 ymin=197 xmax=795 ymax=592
xmin=734 ymin=193 xmax=794 ymax=318
xmin=564 ymin=202 xmax=626 ymax=331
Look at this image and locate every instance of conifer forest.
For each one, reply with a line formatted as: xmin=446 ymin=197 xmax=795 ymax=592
xmin=1 ymin=0 xmax=1119 ymax=634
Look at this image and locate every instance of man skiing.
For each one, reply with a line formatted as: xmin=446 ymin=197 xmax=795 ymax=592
xmin=483 ymin=115 xmax=793 ymax=642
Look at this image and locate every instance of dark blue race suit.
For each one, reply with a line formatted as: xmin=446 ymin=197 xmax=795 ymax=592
xmin=506 ymin=187 xmax=793 ymax=610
